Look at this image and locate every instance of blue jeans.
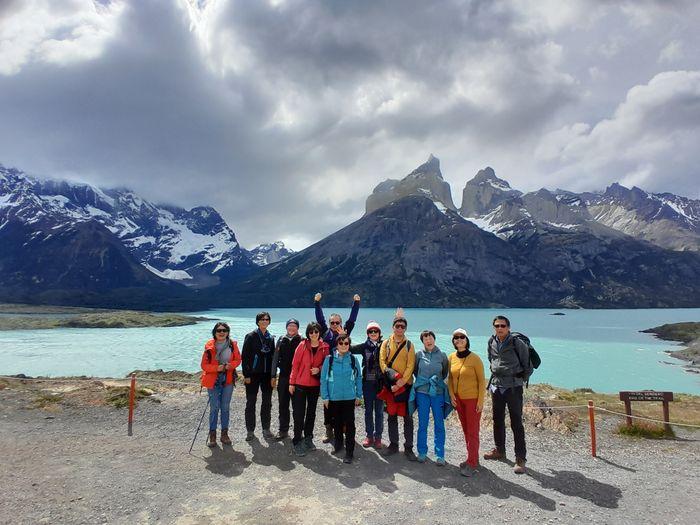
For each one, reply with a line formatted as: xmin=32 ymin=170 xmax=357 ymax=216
xmin=416 ymin=391 xmax=445 ymax=458
xmin=363 ymin=380 xmax=384 ymax=439
xmin=208 ymin=375 xmax=234 ymax=432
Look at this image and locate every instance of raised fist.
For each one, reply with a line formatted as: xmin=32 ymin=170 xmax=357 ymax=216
xmin=314 ymin=292 xmax=322 ymax=302
xmin=353 ymin=294 xmax=360 ymax=302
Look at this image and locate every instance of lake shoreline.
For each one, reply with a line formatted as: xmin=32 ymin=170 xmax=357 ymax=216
xmin=642 ymin=322 xmax=700 ymax=371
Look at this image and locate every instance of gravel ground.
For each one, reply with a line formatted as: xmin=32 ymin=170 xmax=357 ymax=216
xmin=0 ymin=379 xmax=698 ymax=525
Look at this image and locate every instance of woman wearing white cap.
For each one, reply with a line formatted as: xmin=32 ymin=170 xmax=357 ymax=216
xmin=350 ymin=321 xmax=385 ymax=449
xmin=447 ymin=328 xmax=486 ymax=477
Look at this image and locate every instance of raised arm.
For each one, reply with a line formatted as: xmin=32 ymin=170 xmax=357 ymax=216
xmin=345 ymin=295 xmax=360 ymax=336
xmin=314 ymin=293 xmax=328 ymax=335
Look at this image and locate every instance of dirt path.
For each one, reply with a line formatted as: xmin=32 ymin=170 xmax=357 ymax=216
xmin=0 ymin=379 xmax=698 ymax=524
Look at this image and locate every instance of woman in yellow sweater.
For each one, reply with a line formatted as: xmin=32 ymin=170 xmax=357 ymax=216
xmin=447 ymin=328 xmax=485 ymax=477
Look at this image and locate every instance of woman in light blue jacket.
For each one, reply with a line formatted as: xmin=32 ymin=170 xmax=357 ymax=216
xmin=321 ymin=334 xmax=363 ymax=464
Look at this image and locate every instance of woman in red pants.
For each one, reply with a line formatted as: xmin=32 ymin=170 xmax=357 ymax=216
xmin=447 ymin=328 xmax=485 ymax=477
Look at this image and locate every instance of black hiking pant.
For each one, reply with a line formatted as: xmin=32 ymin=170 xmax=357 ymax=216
xmin=491 ymin=385 xmax=527 ymax=461
xmin=388 ymin=409 xmax=414 ymax=449
xmin=277 ymin=375 xmax=292 ymax=433
xmin=245 ymin=374 xmax=272 ymax=432
xmin=292 ymin=385 xmax=320 ymax=445
xmin=329 ymin=400 xmax=356 ymax=457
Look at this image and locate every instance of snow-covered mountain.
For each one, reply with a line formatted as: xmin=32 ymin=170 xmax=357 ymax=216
xmin=246 ymin=242 xmax=295 ymax=266
xmin=0 ymin=165 xmax=254 ymax=287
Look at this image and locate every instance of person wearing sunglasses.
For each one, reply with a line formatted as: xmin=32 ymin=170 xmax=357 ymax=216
xmin=378 ymin=309 xmax=417 ymax=461
xmin=320 ymin=334 xmax=363 ymax=464
xmin=270 ymin=318 xmax=302 ymax=440
xmin=484 ymin=315 xmax=530 ymax=474
xmin=313 ymin=292 xmax=361 ymax=444
xmin=241 ymin=312 xmax=276 ymax=441
xmin=350 ymin=321 xmax=385 ymax=449
xmin=289 ymin=322 xmax=330 ymax=457
xmin=447 ymin=328 xmax=485 ymax=477
xmin=413 ymin=330 xmax=450 ymax=466
xmin=200 ymin=322 xmax=242 ymax=447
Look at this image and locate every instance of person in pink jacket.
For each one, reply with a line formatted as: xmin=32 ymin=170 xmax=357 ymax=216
xmin=289 ymin=322 xmax=330 ymax=457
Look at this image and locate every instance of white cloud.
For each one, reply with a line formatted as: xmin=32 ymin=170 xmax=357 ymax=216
xmin=658 ymin=40 xmax=684 ymax=63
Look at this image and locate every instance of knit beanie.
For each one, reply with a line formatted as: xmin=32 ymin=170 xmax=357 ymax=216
xmin=366 ymin=321 xmax=381 ymax=333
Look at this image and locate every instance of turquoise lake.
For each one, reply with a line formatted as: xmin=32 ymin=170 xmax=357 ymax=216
xmin=1 ymin=308 xmax=699 ymax=394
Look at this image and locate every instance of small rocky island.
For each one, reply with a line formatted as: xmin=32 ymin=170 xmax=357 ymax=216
xmin=642 ymin=322 xmax=700 ymax=370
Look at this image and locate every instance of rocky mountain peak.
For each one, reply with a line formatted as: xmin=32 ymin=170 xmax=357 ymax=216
xmin=460 ymin=166 xmax=521 ymax=217
xmin=246 ymin=241 xmax=295 ymax=266
xmin=365 ymin=154 xmax=456 ymax=214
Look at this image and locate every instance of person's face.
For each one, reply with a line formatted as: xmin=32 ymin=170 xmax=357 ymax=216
xmin=215 ymin=326 xmax=229 ymax=341
xmin=453 ymin=333 xmax=467 ymax=350
xmin=257 ymin=315 xmax=271 ymax=330
xmin=393 ymin=322 xmax=406 ymax=337
xmin=493 ymin=320 xmax=510 ymax=339
xmin=308 ymin=328 xmax=320 ymax=342
xmin=367 ymin=329 xmax=380 ymax=342
xmin=329 ymin=315 xmax=342 ymax=333
xmin=336 ymin=340 xmax=350 ymax=354
xmin=287 ymin=324 xmax=299 ymax=337
xmin=422 ymin=334 xmax=435 ymax=350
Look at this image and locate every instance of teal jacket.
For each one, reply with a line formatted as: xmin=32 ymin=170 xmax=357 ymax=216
xmin=408 ymin=375 xmax=453 ymax=419
xmin=321 ymin=351 xmax=363 ymax=401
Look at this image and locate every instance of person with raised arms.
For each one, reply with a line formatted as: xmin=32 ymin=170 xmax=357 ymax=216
xmin=289 ymin=322 xmax=330 ymax=457
xmin=378 ymin=308 xmax=417 ymax=461
xmin=313 ymin=292 xmax=361 ymax=444
xmin=321 ymin=334 xmax=363 ymax=464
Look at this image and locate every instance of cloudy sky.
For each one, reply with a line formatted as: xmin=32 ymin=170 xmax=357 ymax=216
xmin=1 ymin=0 xmax=699 ymax=250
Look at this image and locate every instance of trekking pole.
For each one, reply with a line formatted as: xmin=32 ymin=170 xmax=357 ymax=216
xmin=188 ymin=390 xmax=210 ymax=454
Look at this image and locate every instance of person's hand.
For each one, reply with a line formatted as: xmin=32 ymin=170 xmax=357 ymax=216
xmin=353 ymin=294 xmax=360 ymax=302
xmin=396 ymin=378 xmax=405 ymax=388
xmin=336 ymin=327 xmax=346 ymax=336
xmin=391 ymin=385 xmax=399 ymax=393
xmin=450 ymin=395 xmax=457 ymax=408
xmin=355 ymin=398 xmax=361 ymax=406
xmin=244 ymin=377 xmax=251 ymax=384
xmin=271 ymin=378 xmax=277 ymax=389
xmin=323 ymin=400 xmax=329 ymax=409
xmin=311 ymin=367 xmax=320 ymax=375
xmin=218 ymin=364 xmax=225 ymax=372
xmin=476 ymin=401 xmax=483 ymax=413
xmin=289 ymin=385 xmax=295 ymax=395
xmin=314 ymin=292 xmax=322 ymax=302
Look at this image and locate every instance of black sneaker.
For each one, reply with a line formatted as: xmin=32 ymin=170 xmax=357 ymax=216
xmin=245 ymin=431 xmax=255 ymax=441
xmin=262 ymin=429 xmax=274 ymax=439
xmin=404 ymin=448 xmax=418 ymax=462
xmin=304 ymin=436 xmax=317 ymax=452
xmin=274 ymin=431 xmax=289 ymax=440
xmin=293 ymin=442 xmax=307 ymax=457
xmin=343 ymin=455 xmax=353 ymax=464
xmin=382 ymin=443 xmax=399 ymax=456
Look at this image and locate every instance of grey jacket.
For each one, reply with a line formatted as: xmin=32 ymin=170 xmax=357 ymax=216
xmin=487 ymin=334 xmax=530 ymax=388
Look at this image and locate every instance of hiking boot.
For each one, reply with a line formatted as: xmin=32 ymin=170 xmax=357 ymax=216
xmin=460 ymin=465 xmax=474 ymax=477
xmin=274 ymin=431 xmax=289 ymax=440
xmin=343 ymin=455 xmax=353 ymax=464
xmin=483 ymin=448 xmax=505 ymax=461
xmin=373 ymin=438 xmax=383 ymax=450
xmin=514 ymin=458 xmax=527 ymax=474
xmin=404 ymin=448 xmax=418 ymax=462
xmin=207 ymin=430 xmax=217 ymax=447
xmin=417 ymin=453 xmax=427 ymax=463
xmin=436 ymin=457 xmax=446 ymax=467
xmin=262 ymin=428 xmax=274 ymax=439
xmin=382 ymin=443 xmax=399 ymax=456
xmin=304 ymin=436 xmax=317 ymax=452
xmin=220 ymin=429 xmax=232 ymax=445
xmin=362 ymin=437 xmax=373 ymax=448
xmin=322 ymin=425 xmax=334 ymax=444
xmin=293 ymin=441 xmax=307 ymax=457
xmin=459 ymin=461 xmax=468 ymax=469
xmin=245 ymin=431 xmax=255 ymax=442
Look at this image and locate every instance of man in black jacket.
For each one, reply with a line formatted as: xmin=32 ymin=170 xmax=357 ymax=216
xmin=271 ymin=318 xmax=302 ymax=440
xmin=242 ymin=311 xmax=276 ymax=441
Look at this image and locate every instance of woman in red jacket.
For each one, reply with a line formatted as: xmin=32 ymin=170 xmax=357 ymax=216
xmin=201 ymin=322 xmax=242 ymax=447
xmin=289 ymin=322 xmax=329 ymax=457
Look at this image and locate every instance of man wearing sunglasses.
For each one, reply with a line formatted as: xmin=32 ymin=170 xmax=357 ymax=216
xmin=313 ymin=292 xmax=361 ymax=443
xmin=484 ymin=315 xmax=531 ymax=474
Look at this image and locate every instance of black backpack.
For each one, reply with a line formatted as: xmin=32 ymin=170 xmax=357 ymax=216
xmin=510 ymin=332 xmax=541 ymax=387
xmin=328 ymin=352 xmax=358 ymax=379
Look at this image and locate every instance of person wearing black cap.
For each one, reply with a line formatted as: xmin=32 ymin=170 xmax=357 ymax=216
xmin=271 ymin=318 xmax=302 ymax=440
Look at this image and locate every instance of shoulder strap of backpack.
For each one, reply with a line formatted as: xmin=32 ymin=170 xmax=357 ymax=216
xmin=329 ymin=353 xmax=334 ymax=373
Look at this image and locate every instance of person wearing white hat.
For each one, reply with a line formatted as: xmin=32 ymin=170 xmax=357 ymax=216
xmin=350 ymin=321 xmax=385 ymax=449
xmin=447 ymin=328 xmax=486 ymax=477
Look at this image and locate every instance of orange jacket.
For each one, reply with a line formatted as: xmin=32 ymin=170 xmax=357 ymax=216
xmin=200 ymin=339 xmax=242 ymax=389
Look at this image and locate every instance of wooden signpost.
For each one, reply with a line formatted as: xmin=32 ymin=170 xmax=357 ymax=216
xmin=619 ymin=390 xmax=673 ymax=433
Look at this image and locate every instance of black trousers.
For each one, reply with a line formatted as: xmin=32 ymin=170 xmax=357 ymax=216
xmin=491 ymin=385 xmax=527 ymax=461
xmin=292 ymin=385 xmax=320 ymax=444
xmin=329 ymin=400 xmax=356 ymax=457
xmin=387 ymin=410 xmax=414 ymax=449
xmin=245 ymin=374 xmax=272 ymax=432
xmin=277 ymin=375 xmax=292 ymax=433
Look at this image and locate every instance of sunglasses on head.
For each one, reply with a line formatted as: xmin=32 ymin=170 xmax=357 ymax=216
xmin=216 ymin=328 xmax=229 ymax=333
xmin=336 ymin=341 xmax=349 ymax=346
xmin=367 ymin=329 xmax=380 ymax=334
xmin=493 ymin=324 xmax=507 ymax=328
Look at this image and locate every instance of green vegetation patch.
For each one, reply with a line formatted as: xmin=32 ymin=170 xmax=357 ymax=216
xmin=616 ymin=422 xmax=676 ymax=439
xmin=32 ymin=392 xmax=64 ymax=408
xmin=105 ymin=386 xmax=157 ymax=408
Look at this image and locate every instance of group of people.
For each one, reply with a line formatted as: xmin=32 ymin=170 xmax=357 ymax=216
xmin=200 ymin=294 xmax=533 ymax=476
